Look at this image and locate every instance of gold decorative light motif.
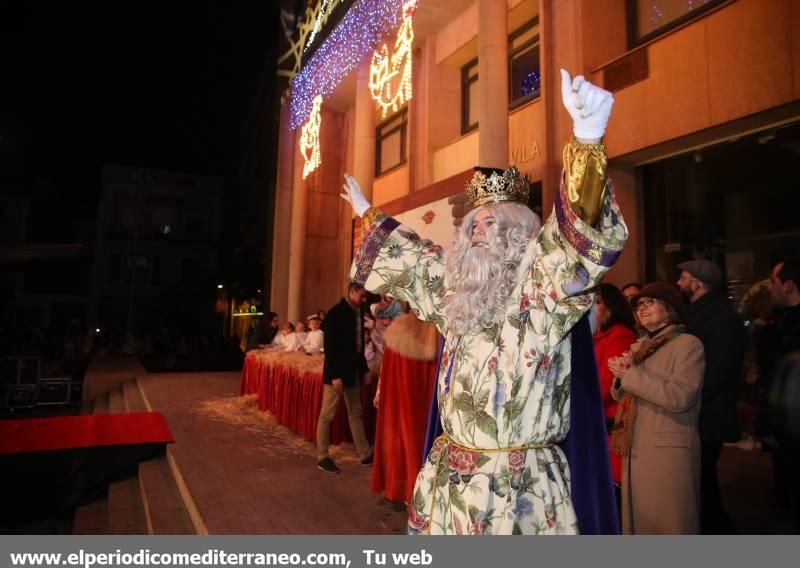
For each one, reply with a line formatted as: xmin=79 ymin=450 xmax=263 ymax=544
xmin=369 ymin=0 xmax=417 ymax=117
xmin=299 ymin=94 xmax=323 ymax=179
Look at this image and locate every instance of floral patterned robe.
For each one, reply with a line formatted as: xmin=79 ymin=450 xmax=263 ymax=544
xmin=351 ymin=140 xmax=627 ymax=535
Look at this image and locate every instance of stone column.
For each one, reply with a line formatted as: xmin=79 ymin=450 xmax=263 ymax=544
xmin=270 ymin=94 xmax=295 ymax=320
xmin=478 ymin=0 xmax=509 ymax=169
xmin=286 ymin=120 xmax=309 ymax=323
xmin=352 ymin=60 xmax=376 ymax=201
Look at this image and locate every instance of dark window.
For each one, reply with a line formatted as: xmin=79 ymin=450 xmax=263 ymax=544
xmin=187 ymin=217 xmax=205 ymax=237
xmin=25 ymin=259 xmax=89 ymax=295
xmin=461 ymin=17 xmax=541 ymax=133
xmin=152 ymin=256 xmax=162 ymax=287
xmin=181 ymin=257 xmax=201 ymax=282
xmin=509 ymin=17 xmax=541 ymax=107
xmin=641 ymin=122 xmax=800 ymax=304
xmin=628 ymin=0 xmax=727 ymax=46
xmin=109 ymin=253 xmax=122 ymax=285
xmin=375 ymin=108 xmax=408 ymax=176
xmin=461 ymin=58 xmax=479 ymax=134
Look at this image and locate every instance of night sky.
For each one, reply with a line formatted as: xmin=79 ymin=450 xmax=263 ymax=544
xmin=0 ymin=0 xmax=282 ymax=242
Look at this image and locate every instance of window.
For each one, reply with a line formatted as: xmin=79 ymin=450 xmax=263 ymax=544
xmin=509 ymin=17 xmax=541 ymax=107
xmin=641 ymin=122 xmax=800 ymax=298
xmin=152 ymin=256 xmax=162 ymax=287
xmin=375 ymin=109 xmax=408 ymax=176
xmin=461 ymin=58 xmax=479 ymax=134
xmin=628 ymin=0 xmax=726 ymax=45
xmin=461 ymin=17 xmax=541 ymax=132
xmin=109 ymin=253 xmax=122 ymax=285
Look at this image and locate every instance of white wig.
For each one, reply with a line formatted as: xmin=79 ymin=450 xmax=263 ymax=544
xmin=443 ymin=203 xmax=540 ymax=335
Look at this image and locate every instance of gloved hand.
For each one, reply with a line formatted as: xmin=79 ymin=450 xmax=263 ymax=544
xmin=339 ymin=173 xmax=372 ymax=217
xmin=560 ymin=69 xmax=614 ymax=141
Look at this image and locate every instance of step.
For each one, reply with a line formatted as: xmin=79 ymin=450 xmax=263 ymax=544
xmin=107 ymin=474 xmax=148 ymax=534
xmin=93 ymin=393 xmax=110 ymax=414
xmin=123 ymin=381 xmax=148 ymax=413
xmin=139 ymin=457 xmax=196 ymax=534
xmin=72 ymin=495 xmax=109 ymax=535
xmin=108 ymin=386 xmax=125 ymax=414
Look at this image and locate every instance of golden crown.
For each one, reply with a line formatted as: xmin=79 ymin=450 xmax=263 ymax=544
xmin=464 ymin=166 xmax=531 ymax=207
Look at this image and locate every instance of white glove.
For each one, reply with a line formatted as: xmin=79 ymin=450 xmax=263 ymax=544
xmin=560 ymin=69 xmax=614 ymax=141
xmin=339 ymin=173 xmax=372 ymax=217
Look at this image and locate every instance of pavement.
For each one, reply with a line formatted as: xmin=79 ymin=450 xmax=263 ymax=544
xmin=139 ymin=371 xmax=407 ymax=534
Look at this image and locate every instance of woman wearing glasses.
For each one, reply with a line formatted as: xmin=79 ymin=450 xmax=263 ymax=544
xmin=608 ymin=282 xmax=705 ymax=534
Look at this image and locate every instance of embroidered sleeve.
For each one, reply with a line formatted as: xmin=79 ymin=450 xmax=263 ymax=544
xmin=523 ymin=140 xmax=628 ymax=340
xmin=563 ymin=137 xmax=607 ymax=226
xmin=350 ymin=217 xmax=446 ymax=331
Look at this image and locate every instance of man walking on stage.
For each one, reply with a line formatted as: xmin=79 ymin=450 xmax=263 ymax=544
xmin=316 ymin=282 xmax=374 ymax=474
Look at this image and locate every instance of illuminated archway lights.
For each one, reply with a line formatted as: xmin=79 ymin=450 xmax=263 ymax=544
xmin=299 ymin=95 xmax=323 ymax=179
xmin=369 ymin=0 xmax=416 ymax=117
xmin=289 ymin=0 xmax=418 ymax=130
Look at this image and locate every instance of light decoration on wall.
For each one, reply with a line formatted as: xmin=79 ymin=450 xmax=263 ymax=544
xmin=368 ymin=0 xmax=417 ymax=117
xmin=649 ymin=3 xmax=664 ymax=29
xmin=299 ymin=95 xmax=323 ymax=179
xmin=521 ymin=71 xmax=541 ymax=97
xmin=289 ymin=0 xmax=417 ymax=130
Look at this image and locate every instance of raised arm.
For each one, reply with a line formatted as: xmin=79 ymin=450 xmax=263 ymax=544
xmin=527 ymin=72 xmax=627 ymax=336
xmin=341 ymin=175 xmax=446 ymax=331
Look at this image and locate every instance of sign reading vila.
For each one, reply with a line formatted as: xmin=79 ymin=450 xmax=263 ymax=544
xmin=510 ymin=142 xmax=541 ymax=165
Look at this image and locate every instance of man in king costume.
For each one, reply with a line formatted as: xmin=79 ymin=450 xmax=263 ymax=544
xmin=342 ymin=71 xmax=627 ymax=535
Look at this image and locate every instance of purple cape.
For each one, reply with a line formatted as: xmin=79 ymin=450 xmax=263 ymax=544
xmin=422 ymin=315 xmax=620 ymax=534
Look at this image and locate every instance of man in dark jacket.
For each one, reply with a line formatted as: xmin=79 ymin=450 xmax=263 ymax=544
xmin=758 ymin=259 xmax=800 ymax=521
xmin=315 ymin=282 xmax=373 ymax=474
xmin=677 ymin=259 xmax=747 ymax=534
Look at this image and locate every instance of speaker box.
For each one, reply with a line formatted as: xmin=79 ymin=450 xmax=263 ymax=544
xmin=3 ymin=385 xmax=37 ymax=409
xmin=37 ymin=378 xmax=71 ymax=406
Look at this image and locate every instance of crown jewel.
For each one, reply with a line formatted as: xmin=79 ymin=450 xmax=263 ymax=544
xmin=464 ymin=166 xmax=531 ymax=207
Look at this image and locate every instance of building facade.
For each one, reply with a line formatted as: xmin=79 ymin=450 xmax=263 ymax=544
xmin=272 ymin=0 xmax=800 ymax=321
xmin=89 ymin=165 xmax=223 ymax=334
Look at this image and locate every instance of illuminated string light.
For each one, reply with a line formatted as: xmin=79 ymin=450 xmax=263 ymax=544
xmin=290 ymin=0 xmax=416 ymax=130
xmin=521 ymin=70 xmax=540 ymax=97
xmin=649 ymin=3 xmax=663 ymax=29
xmin=369 ymin=0 xmax=416 ymax=117
xmin=299 ymin=95 xmax=323 ymax=178
xmin=305 ymin=0 xmax=334 ymax=52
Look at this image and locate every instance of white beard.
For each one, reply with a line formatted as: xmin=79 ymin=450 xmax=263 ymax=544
xmin=443 ymin=242 xmax=519 ymax=336
xmin=442 ymin=203 xmax=540 ymax=336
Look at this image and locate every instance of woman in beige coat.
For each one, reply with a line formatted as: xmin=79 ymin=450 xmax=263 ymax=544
xmin=608 ymin=282 xmax=705 ymax=534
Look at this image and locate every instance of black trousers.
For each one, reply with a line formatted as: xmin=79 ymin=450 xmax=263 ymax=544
xmin=773 ymin=434 xmax=800 ymax=527
xmin=701 ymin=441 xmax=736 ymax=534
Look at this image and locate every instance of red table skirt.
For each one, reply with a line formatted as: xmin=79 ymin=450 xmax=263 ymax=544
xmin=241 ymin=353 xmax=376 ymax=445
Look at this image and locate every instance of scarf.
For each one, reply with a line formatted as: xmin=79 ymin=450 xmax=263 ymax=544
xmin=610 ymin=325 xmax=686 ymax=456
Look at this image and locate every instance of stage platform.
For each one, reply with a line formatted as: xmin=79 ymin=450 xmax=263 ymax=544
xmin=132 ymin=371 xmax=406 ymax=534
